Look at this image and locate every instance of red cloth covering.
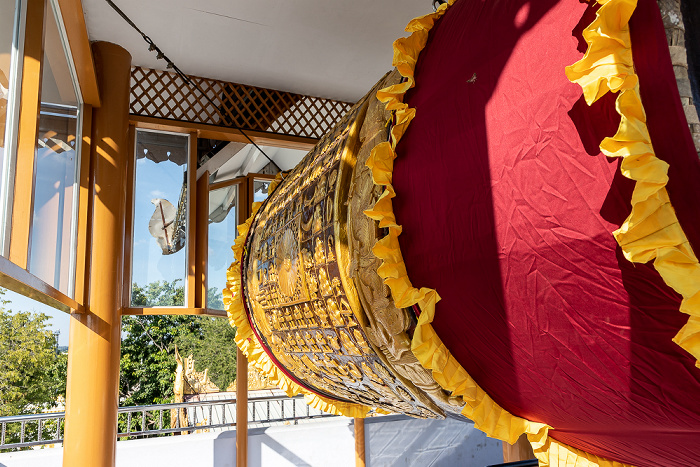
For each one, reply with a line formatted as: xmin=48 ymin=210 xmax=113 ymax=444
xmin=392 ymin=0 xmax=700 ymax=465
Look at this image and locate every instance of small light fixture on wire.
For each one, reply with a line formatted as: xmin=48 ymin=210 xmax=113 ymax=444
xmin=103 ymin=0 xmax=282 ymax=174
xmin=432 ymin=0 xmax=448 ymax=11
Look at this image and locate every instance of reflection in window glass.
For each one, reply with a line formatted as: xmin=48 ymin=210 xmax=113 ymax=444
xmin=1 ymin=0 xmax=21 ymax=254
xmin=28 ymin=1 xmax=81 ymax=296
xmin=253 ymin=179 xmax=271 ymax=203
xmin=0 ymin=0 xmax=19 ymax=188
xmin=131 ymin=130 xmax=188 ymax=307
xmin=207 ymin=185 xmax=237 ymax=310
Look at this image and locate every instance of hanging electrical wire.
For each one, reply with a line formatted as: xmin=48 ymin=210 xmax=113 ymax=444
xmin=104 ymin=0 xmax=283 ymax=174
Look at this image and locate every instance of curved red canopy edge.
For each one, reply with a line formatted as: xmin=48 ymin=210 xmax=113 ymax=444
xmin=392 ymin=0 xmax=700 ymax=466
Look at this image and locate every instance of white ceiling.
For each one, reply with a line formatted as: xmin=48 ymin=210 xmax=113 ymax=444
xmin=81 ymin=0 xmax=433 ymax=102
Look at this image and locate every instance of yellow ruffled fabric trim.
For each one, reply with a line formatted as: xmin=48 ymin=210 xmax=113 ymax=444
xmin=223 ymin=201 xmax=371 ymax=418
xmin=566 ymin=0 xmax=700 ymax=368
xmin=365 ymin=1 xmax=633 ymax=466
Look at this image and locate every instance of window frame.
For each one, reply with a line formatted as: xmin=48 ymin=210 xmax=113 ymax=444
xmin=24 ymin=0 xmax=84 ymax=298
xmin=0 ymin=0 xmax=27 ymax=257
xmin=127 ymin=127 xmax=192 ymax=309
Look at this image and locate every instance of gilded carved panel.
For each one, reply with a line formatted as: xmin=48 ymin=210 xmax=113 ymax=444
xmin=240 ymin=73 xmax=457 ymax=418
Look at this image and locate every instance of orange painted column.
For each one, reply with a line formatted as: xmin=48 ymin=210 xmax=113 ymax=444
xmin=236 ymin=348 xmax=248 ymax=467
xmin=502 ymin=434 xmax=535 ymax=463
xmin=63 ymin=42 xmax=132 ymax=467
xmin=355 ymin=418 xmax=366 ymax=467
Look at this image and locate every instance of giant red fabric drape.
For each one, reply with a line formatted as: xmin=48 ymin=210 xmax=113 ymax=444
xmin=392 ymin=0 xmax=700 ymax=465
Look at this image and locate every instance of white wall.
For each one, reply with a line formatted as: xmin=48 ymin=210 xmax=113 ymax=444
xmin=0 ymin=415 xmax=503 ymax=467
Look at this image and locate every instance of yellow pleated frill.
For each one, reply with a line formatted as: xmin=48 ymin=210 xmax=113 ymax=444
xmin=566 ymin=0 xmax=700 ymax=367
xmin=222 ymin=200 xmax=371 ymax=418
xmin=364 ymin=0 xmax=635 ymax=465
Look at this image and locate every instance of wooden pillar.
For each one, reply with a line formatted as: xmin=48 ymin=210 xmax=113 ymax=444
xmin=355 ymin=418 xmax=366 ymax=467
xmin=63 ymin=42 xmax=132 ymax=467
xmin=503 ymin=434 xmax=535 ymax=463
xmin=9 ymin=0 xmax=45 ymax=265
xmin=236 ymin=348 xmax=248 ymax=467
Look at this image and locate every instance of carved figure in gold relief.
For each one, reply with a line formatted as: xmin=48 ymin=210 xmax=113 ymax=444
xmin=318 ymin=268 xmax=333 ymax=297
xmin=373 ymin=362 xmax=395 ymax=383
xmin=315 ymin=331 xmax=332 ymax=353
xmin=314 ymin=237 xmax=326 ymax=264
xmin=302 ymin=248 xmax=313 ymax=269
xmin=396 ymin=386 xmax=414 ymax=402
xmin=303 ymin=303 xmax=313 ymax=319
xmin=269 ymin=312 xmax=281 ymax=331
xmin=335 ymin=364 xmax=350 ymax=380
xmin=375 ymin=383 xmax=399 ymax=401
xmin=276 ymin=228 xmax=299 ymax=299
xmin=304 ymin=332 xmax=321 ymax=353
xmin=306 ymin=270 xmax=318 ymax=300
xmin=300 ymin=355 xmax=321 ymax=375
xmin=290 ymin=335 xmax=301 ymax=353
xmin=314 ymin=302 xmax=330 ymax=328
xmin=293 ymin=305 xmax=304 ymax=327
xmin=327 ymin=237 xmax=336 ymax=263
xmin=313 ymin=205 xmax=323 ymax=233
xmin=326 ymin=331 xmax=341 ymax=351
xmin=361 ymin=362 xmax=382 ymax=384
xmin=347 ymin=362 xmax=363 ymax=381
xmin=340 ymin=329 xmax=362 ymax=356
xmin=294 ymin=332 xmax=306 ymax=352
xmin=344 ymin=314 xmax=359 ymax=327
xmin=353 ymin=328 xmax=372 ymax=354
xmin=332 ymin=278 xmax=344 ymax=297
xmin=270 ymin=333 xmax=284 ymax=352
xmin=327 ymin=298 xmax=345 ymax=327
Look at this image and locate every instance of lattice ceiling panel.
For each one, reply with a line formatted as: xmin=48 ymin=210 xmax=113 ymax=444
xmin=130 ymin=67 xmax=354 ymax=140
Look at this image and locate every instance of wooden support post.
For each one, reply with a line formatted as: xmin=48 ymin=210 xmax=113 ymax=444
xmin=9 ymin=0 xmax=45 ymax=267
xmin=503 ymin=434 xmax=535 ymax=463
xmin=236 ymin=347 xmax=248 ymax=467
xmin=355 ymin=417 xmax=366 ymax=467
xmin=187 ymin=131 xmax=197 ymax=308
xmin=62 ymin=41 xmax=131 ymax=467
xmin=195 ymin=171 xmax=209 ymax=308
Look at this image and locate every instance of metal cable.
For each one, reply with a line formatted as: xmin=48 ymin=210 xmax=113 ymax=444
xmin=104 ymin=0 xmax=282 ymax=173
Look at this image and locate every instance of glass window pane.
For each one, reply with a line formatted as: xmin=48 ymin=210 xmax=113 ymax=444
xmin=0 ymin=0 xmax=19 ymax=184
xmin=253 ymin=179 xmax=271 ymax=203
xmin=131 ymin=130 xmax=188 ymax=307
xmin=28 ymin=0 xmax=81 ymax=296
xmin=1 ymin=0 xmax=21 ymax=253
xmin=207 ymin=184 xmax=237 ymax=310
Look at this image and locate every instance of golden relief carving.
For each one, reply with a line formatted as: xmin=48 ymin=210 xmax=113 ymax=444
xmin=276 ymin=229 xmax=300 ymax=298
xmin=240 ymin=72 xmax=448 ymax=418
xmin=346 ymin=69 xmax=463 ymax=417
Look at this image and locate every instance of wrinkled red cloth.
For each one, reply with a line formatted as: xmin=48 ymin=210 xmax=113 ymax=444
xmin=393 ymin=0 xmax=700 ymax=465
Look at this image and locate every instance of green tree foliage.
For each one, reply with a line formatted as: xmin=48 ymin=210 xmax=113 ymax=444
xmin=120 ymin=280 xmax=236 ymax=407
xmin=0 ymin=291 xmax=68 ymax=449
xmin=0 ymin=303 xmax=61 ymax=417
xmin=119 ymin=314 xmax=196 ymax=406
xmin=175 ymin=317 xmax=237 ymax=390
xmin=131 ymin=279 xmax=185 ymax=307
xmin=206 ymin=286 xmax=225 ymax=310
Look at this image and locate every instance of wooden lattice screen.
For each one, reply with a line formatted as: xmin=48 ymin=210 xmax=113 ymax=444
xmin=130 ymin=66 xmax=355 ymax=140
